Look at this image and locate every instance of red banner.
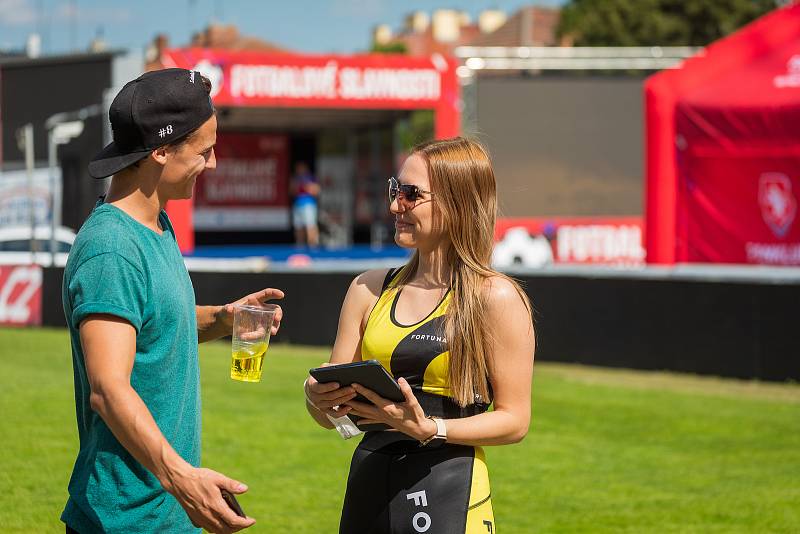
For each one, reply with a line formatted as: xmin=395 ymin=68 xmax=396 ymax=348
xmin=194 ymin=132 xmax=289 ymax=230
xmin=163 ymin=48 xmax=457 ymax=110
xmin=678 ymin=154 xmax=800 ymax=265
xmin=493 ymin=217 xmax=645 ymax=267
xmin=0 ymin=265 xmax=42 ymax=326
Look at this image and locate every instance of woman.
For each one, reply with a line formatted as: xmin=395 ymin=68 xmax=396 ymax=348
xmin=304 ymin=137 xmax=535 ymax=534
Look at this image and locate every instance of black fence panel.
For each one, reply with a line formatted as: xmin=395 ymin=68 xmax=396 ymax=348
xmin=41 ymin=267 xmax=799 ymax=381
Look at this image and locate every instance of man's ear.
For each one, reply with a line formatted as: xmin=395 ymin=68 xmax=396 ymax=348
xmin=151 ymin=146 xmax=168 ymax=166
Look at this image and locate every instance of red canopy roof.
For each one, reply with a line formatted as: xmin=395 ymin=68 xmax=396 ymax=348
xmin=645 ymin=5 xmax=800 ymax=264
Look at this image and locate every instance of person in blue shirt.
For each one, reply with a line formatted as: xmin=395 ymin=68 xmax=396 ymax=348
xmin=62 ymin=68 xmax=283 ymax=534
xmin=289 ymin=161 xmax=320 ymax=247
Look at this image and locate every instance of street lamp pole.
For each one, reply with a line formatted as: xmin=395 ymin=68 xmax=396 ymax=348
xmin=15 ymin=124 xmax=36 ymax=264
xmin=48 ymin=128 xmax=58 ymax=265
xmin=47 ymin=121 xmax=84 ymax=264
xmin=45 ymin=104 xmax=101 ymax=265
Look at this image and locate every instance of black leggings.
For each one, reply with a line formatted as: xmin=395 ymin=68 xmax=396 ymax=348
xmin=340 ymin=432 xmax=495 ymax=534
xmin=66 ymin=526 xmax=80 ymax=534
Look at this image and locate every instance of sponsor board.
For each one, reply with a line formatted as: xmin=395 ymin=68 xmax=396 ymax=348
xmin=0 ymin=265 xmax=42 ymax=326
xmin=194 ymin=132 xmax=290 ymax=231
xmin=0 ymin=168 xmax=60 ymax=227
xmin=493 ymin=217 xmax=645 ymax=268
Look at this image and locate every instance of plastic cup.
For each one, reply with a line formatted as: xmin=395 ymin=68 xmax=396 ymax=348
xmin=230 ymin=303 xmax=278 ymax=382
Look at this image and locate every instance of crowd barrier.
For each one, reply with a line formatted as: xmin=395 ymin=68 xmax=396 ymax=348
xmin=42 ymin=265 xmax=800 ymax=381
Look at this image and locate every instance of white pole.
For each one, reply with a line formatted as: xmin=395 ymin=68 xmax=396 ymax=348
xmin=49 ymin=128 xmax=57 ymax=265
xmin=23 ymin=124 xmax=36 ymax=265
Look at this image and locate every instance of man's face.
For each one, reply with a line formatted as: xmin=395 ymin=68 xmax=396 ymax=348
xmin=158 ymin=115 xmax=217 ymax=200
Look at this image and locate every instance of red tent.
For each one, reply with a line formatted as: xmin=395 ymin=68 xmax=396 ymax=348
xmin=645 ymin=5 xmax=800 ymax=265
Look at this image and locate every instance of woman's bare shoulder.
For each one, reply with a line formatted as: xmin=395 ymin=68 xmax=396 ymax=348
xmin=482 ymin=275 xmax=530 ymax=314
xmin=348 ymin=268 xmax=395 ymax=300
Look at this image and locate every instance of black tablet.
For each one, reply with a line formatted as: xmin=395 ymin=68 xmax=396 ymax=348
xmin=309 ymin=360 xmax=404 ymax=431
xmin=310 ymin=360 xmax=404 ymax=402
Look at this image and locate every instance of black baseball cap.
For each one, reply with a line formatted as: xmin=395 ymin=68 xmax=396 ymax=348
xmin=89 ymin=68 xmax=214 ymax=179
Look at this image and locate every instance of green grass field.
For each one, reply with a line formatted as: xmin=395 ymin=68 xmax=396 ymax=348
xmin=1 ymin=327 xmax=798 ymax=533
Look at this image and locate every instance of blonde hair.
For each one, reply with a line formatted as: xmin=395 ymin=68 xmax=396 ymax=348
xmin=395 ymin=137 xmax=533 ymax=407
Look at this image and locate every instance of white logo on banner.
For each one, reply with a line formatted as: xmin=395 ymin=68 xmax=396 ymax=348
xmin=557 ymin=225 xmax=645 ymax=264
xmin=0 ymin=265 xmax=42 ymax=324
xmin=228 ymin=61 xmax=441 ymax=101
xmin=492 ymin=227 xmax=553 ymax=268
xmin=758 ymin=172 xmax=797 ymax=238
xmin=193 ymin=60 xmax=223 ymax=98
xmin=773 ymin=54 xmax=800 ymax=88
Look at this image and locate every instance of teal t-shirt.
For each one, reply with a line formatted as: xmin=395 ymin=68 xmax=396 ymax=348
xmin=61 ymin=201 xmax=200 ymax=533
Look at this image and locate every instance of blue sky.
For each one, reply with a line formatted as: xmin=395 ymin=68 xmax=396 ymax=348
xmin=0 ymin=0 xmax=565 ymax=55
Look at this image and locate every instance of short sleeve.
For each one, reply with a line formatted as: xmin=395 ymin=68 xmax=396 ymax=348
xmin=67 ymin=252 xmax=147 ymax=332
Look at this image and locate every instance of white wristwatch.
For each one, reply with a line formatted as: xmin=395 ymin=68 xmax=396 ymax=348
xmin=419 ymin=416 xmax=447 ymax=446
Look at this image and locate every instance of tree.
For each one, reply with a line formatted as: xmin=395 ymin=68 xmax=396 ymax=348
xmin=558 ymin=0 xmax=778 ymax=47
xmin=370 ymin=42 xmax=408 ymax=54
xmin=396 ymin=110 xmax=434 ymax=151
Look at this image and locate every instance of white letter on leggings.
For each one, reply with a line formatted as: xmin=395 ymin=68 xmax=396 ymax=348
xmin=413 ymin=512 xmax=431 ymax=532
xmin=406 ymin=490 xmax=428 ymax=507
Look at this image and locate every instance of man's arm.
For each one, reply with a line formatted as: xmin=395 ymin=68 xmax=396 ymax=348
xmin=197 ymin=288 xmax=284 ymax=343
xmin=197 ymin=305 xmax=227 ymax=343
xmin=81 ymin=314 xmax=255 ymax=533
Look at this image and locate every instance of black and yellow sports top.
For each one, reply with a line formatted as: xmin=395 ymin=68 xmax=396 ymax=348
xmin=361 ymin=268 xmax=491 ymax=419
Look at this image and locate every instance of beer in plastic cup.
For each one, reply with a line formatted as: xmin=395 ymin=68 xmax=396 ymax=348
xmin=230 ymin=303 xmax=277 ymax=382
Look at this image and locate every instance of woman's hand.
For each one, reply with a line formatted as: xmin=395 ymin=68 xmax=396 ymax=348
xmin=304 ymin=368 xmax=357 ymax=418
xmin=344 ymin=378 xmax=436 ymax=441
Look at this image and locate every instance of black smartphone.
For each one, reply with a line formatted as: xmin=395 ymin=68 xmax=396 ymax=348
xmin=220 ymin=488 xmax=246 ymax=518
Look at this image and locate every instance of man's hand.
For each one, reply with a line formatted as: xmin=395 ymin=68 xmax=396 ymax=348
xmin=198 ymin=288 xmax=284 ymax=343
xmin=165 ymin=466 xmax=256 ymax=533
xmin=219 ymin=288 xmax=284 ymax=335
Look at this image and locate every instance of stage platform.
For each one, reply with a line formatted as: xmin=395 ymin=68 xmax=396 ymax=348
xmin=184 ymin=244 xmax=412 ymax=272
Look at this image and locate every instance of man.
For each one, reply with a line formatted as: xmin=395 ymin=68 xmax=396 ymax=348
xmin=61 ymin=68 xmax=282 ymax=533
xmin=289 ymin=161 xmax=320 ymax=247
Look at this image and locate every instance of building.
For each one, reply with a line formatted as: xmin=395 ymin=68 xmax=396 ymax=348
xmin=467 ymin=6 xmax=562 ymax=48
xmin=146 ymin=24 xmax=287 ymax=70
xmin=371 ymin=6 xmax=561 ymax=57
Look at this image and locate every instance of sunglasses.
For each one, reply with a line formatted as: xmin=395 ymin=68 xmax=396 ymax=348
xmin=388 ymin=176 xmax=434 ymax=206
